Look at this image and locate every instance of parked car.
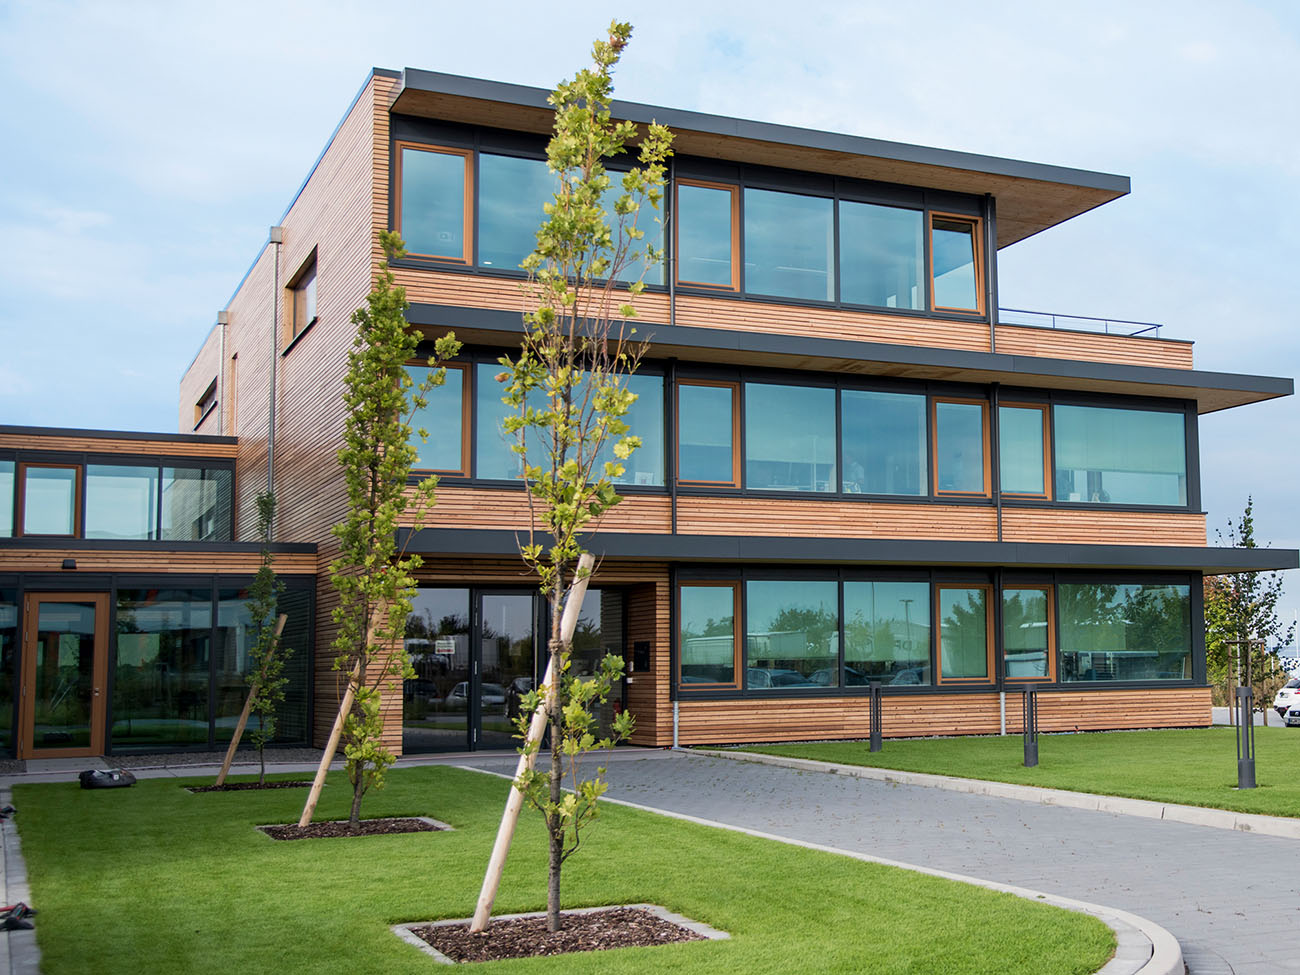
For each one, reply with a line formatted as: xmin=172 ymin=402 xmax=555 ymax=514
xmin=1273 ymin=677 xmax=1300 ymax=717
xmin=1286 ymin=705 xmax=1300 ymax=728
xmin=442 ymin=681 xmax=507 ymax=711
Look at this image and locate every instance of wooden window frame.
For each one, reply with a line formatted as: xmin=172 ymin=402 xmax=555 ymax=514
xmin=677 ymin=581 xmax=742 ymax=690
xmin=935 ymin=583 xmax=995 ymax=684
xmin=928 ymin=212 xmax=985 ymax=316
xmin=998 ymin=401 xmax=1052 ymax=500
xmin=409 ymin=361 xmax=471 ymax=477
xmin=16 ymin=462 xmax=82 ymax=539
xmin=931 ymin=397 xmax=991 ymax=498
xmin=193 ymin=378 xmax=218 ymax=430
xmin=676 ymin=380 xmax=741 ymax=488
xmin=283 ymin=250 xmax=318 ymax=347
xmin=393 ymin=141 xmax=474 ymax=265
xmin=1001 ymin=584 xmax=1056 ymax=683
xmin=674 ymin=178 xmax=740 ymax=292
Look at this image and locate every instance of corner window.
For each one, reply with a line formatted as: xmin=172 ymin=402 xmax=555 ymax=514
xmin=839 ymin=201 xmax=924 ymax=310
xmin=999 ymin=403 xmax=1050 ymax=498
xmin=1058 ymin=583 xmax=1191 ymax=682
xmin=937 ymin=585 xmax=993 ymax=682
xmin=161 ymin=467 xmax=232 ymax=541
xmin=0 ymin=461 xmax=14 ymax=538
xmin=675 ymin=180 xmax=738 ymax=290
xmin=744 ymin=382 xmax=836 ymax=493
xmin=1003 ymin=586 xmax=1054 ymax=681
xmin=409 ymin=363 xmax=470 ymax=475
xmin=930 ymin=214 xmax=983 ymax=313
xmin=933 ymin=399 xmax=989 ymax=496
xmin=397 ymin=143 xmax=473 ymax=263
xmin=744 ymin=188 xmax=834 ymax=301
xmin=1054 ymin=405 xmax=1187 ymax=506
xmin=478 ymin=153 xmax=553 ymax=272
xmin=287 ymin=255 xmax=317 ymax=341
xmin=844 ymin=580 xmax=931 ymax=686
xmin=679 ymin=583 xmax=740 ymax=688
xmin=85 ymin=465 xmax=159 ymax=541
xmin=18 ymin=464 xmax=79 ymax=537
xmin=841 ymin=389 xmax=927 ymax=496
xmin=745 ymin=580 xmax=839 ymax=689
xmin=678 ymin=381 xmax=739 ymax=487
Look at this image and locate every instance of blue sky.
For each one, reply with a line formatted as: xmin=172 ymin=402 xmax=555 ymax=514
xmin=1 ymin=0 xmax=1296 ymax=634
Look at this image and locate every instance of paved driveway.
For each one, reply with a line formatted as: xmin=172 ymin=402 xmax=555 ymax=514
xmin=460 ymin=750 xmax=1300 ymax=975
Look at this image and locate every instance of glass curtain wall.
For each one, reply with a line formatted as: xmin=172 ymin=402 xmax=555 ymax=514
xmin=744 ymin=383 xmax=836 ymax=492
xmin=840 ymin=390 xmax=927 ymax=495
xmin=839 ymin=202 xmax=924 ymax=309
xmin=1003 ymin=588 xmax=1051 ymax=679
xmin=676 ymin=183 xmax=735 ymax=287
xmin=85 ymin=465 xmax=158 ymax=540
xmin=161 ymin=468 xmax=233 ymax=541
xmin=937 ymin=587 xmax=990 ymax=680
xmin=999 ymin=406 xmax=1047 ymax=496
xmin=843 ymin=581 xmax=930 ymax=685
xmin=678 ymin=384 xmax=736 ymax=483
xmin=679 ymin=585 xmax=737 ymax=686
xmin=0 ymin=591 xmax=14 ymax=752
xmin=22 ymin=466 xmax=77 ymax=535
xmin=1059 ymin=583 xmax=1191 ymax=681
xmin=745 ymin=580 xmax=838 ymax=687
xmin=1054 ymin=406 xmax=1187 ymax=505
xmin=744 ymin=188 xmax=834 ymax=301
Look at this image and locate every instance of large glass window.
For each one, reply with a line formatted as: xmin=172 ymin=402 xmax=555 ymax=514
xmin=600 ymin=180 xmax=666 ymax=286
xmin=1054 ymin=405 xmax=1187 ymax=506
xmin=1003 ymin=586 xmax=1053 ymax=680
xmin=1058 ymin=583 xmax=1191 ymax=682
xmin=933 ymin=400 xmax=989 ymax=495
xmin=679 ymin=584 xmax=739 ymax=687
xmin=746 ymin=580 xmax=838 ymax=688
xmin=410 ymin=364 xmax=468 ymax=474
xmin=404 ymin=588 xmax=472 ymax=753
xmin=676 ymin=181 xmax=737 ymax=289
xmin=839 ymin=202 xmax=923 ymax=309
xmin=744 ymin=383 xmax=836 ymax=492
xmin=678 ymin=382 xmax=738 ymax=485
xmin=999 ymin=404 xmax=1049 ymax=497
xmin=931 ymin=215 xmax=981 ymax=312
xmin=85 ymin=465 xmax=158 ymax=540
xmin=161 ymin=467 xmax=232 ymax=541
xmin=474 ymin=363 xmax=521 ymax=480
xmin=0 ymin=461 xmax=12 ymax=538
xmin=844 ymin=581 xmax=930 ymax=686
xmin=937 ymin=585 xmax=991 ymax=681
xmin=213 ymin=586 xmax=310 ymax=745
xmin=744 ymin=188 xmax=834 ymax=302
xmin=398 ymin=144 xmax=472 ymax=262
xmin=598 ymin=374 xmax=664 ymax=487
xmin=478 ymin=153 xmax=553 ymax=272
xmin=21 ymin=465 xmax=78 ymax=536
xmin=841 ymin=390 xmax=927 ymax=495
xmin=0 ymin=591 xmax=14 ymax=754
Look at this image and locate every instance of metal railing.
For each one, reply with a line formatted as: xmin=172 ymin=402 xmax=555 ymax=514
xmin=998 ymin=307 xmax=1163 ymax=339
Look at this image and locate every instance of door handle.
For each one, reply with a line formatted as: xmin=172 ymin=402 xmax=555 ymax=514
xmin=93 ymin=687 xmax=101 ymax=697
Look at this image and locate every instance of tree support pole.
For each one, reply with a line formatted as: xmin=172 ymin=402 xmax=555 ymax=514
xmin=298 ymin=661 xmax=360 ymax=828
xmin=470 ymin=553 xmax=595 ymax=934
xmin=215 ymin=615 xmax=288 ymax=787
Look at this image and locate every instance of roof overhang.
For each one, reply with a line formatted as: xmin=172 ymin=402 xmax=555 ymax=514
xmin=408 ymin=304 xmax=1293 ymax=414
xmin=390 ymin=68 xmax=1130 ymax=248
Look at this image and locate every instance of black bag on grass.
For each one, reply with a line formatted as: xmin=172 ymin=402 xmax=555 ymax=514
xmin=78 ymin=769 xmax=136 ymax=790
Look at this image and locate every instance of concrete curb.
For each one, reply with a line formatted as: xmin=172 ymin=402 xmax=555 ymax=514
xmin=699 ymin=747 xmax=1300 ymax=840
xmin=0 ymin=788 xmax=38 ymax=975
xmin=459 ymin=765 xmax=1182 ymax=975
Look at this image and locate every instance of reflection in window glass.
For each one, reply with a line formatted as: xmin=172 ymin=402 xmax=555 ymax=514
xmin=844 ymin=581 xmax=930 ymax=685
xmin=999 ymin=406 xmax=1047 ymax=495
xmin=841 ymin=390 xmax=927 ymax=495
xmin=478 ymin=153 xmax=553 ymax=271
xmin=938 ymin=587 xmax=989 ymax=680
xmin=600 ymin=179 xmax=666 ymax=286
xmin=1003 ymin=588 xmax=1051 ymax=679
xmin=213 ymin=586 xmax=310 ymax=744
xmin=934 ymin=401 xmax=987 ymax=494
xmin=0 ymin=461 xmax=12 ymax=538
xmin=1054 ymin=405 xmax=1186 ymax=505
xmin=401 ymin=147 xmax=467 ymax=260
xmin=1059 ymin=583 xmax=1191 ymax=682
xmin=680 ymin=585 xmax=737 ymax=686
xmin=679 ymin=384 xmax=735 ymax=483
xmin=161 ymin=468 xmax=232 ymax=541
xmin=597 ymin=374 xmax=664 ymax=486
xmin=86 ymin=465 xmax=158 ymax=540
xmin=746 ymin=580 xmax=838 ymax=688
xmin=0 ymin=591 xmax=14 ymax=753
xmin=475 ymin=363 xmax=520 ymax=480
xmin=744 ymin=188 xmax=834 ymax=301
xmin=677 ymin=183 xmax=734 ymax=287
xmin=932 ymin=217 xmax=979 ymax=310
xmin=839 ymin=202 xmax=923 ymax=309
xmin=745 ymin=383 xmax=836 ymax=492
xmin=409 ymin=365 xmax=465 ymax=472
xmin=404 ymin=588 xmax=472 ymax=753
xmin=22 ymin=466 xmax=77 ymax=535
xmin=570 ymin=588 xmax=625 ymax=737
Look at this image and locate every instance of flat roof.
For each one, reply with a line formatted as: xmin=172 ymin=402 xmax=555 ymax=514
xmin=391 ymin=68 xmax=1131 ymax=248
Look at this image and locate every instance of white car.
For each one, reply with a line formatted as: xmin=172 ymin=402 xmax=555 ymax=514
xmin=1273 ymin=677 xmax=1300 ymax=717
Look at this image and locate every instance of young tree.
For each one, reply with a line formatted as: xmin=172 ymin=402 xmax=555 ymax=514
xmin=1204 ymin=498 xmax=1295 ymax=723
xmin=298 ymin=230 xmax=460 ymax=830
xmin=471 ymin=21 xmax=672 ymax=934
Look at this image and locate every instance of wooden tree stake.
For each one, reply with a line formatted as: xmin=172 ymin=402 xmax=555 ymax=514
xmin=215 ymin=614 xmax=288 ymax=787
xmin=298 ymin=661 xmax=360 ymax=828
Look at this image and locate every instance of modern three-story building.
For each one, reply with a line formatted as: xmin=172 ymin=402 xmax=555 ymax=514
xmin=1 ymin=67 xmax=1293 ymax=760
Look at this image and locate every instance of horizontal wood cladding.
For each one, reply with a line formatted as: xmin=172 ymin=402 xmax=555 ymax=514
xmin=411 ymin=486 xmax=672 ymax=534
xmin=995 ymin=324 xmax=1194 ymax=370
xmin=392 ymin=268 xmax=667 ymax=322
xmin=0 ymin=434 xmax=239 ymax=459
xmin=181 ymin=325 xmax=223 ymax=435
xmin=625 ymin=573 xmax=671 ymax=746
xmin=411 ymin=556 xmax=668 ymax=586
xmin=1002 ymin=509 xmax=1207 ymax=547
xmin=674 ymin=686 xmax=1211 ymax=746
xmin=677 ymin=497 xmax=997 ymax=540
xmin=0 ymin=548 xmax=316 ymax=575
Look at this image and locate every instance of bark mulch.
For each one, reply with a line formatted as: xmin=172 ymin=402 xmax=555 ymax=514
xmin=188 ymin=781 xmax=311 ymax=793
xmin=412 ymin=907 xmax=706 ymax=962
xmin=259 ymin=817 xmax=442 ymax=840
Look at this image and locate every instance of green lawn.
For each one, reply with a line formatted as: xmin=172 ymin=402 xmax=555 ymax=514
xmin=740 ymin=727 xmax=1300 ymax=817
xmin=15 ymin=766 xmax=1111 ymax=975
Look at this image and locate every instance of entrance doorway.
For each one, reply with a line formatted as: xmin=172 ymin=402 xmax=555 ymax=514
xmin=19 ymin=592 xmax=109 ymax=758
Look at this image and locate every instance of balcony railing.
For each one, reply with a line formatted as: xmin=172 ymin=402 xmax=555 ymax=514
xmin=998 ymin=307 xmax=1162 ymax=339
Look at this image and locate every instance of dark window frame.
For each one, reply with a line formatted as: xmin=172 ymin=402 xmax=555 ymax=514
xmin=998 ymin=401 xmax=1052 ymax=500
xmin=1002 ymin=583 xmax=1056 ymax=683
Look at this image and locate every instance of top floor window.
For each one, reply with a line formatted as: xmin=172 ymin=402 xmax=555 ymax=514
xmin=0 ymin=461 xmax=11 ymax=538
xmin=397 ymin=143 xmax=473 ymax=263
xmin=287 ymin=254 xmax=318 ymax=341
xmin=744 ymin=188 xmax=834 ymax=302
xmin=839 ymin=201 xmax=924 ymax=310
xmin=674 ymin=180 xmax=738 ymax=289
xmin=930 ymin=214 xmax=982 ymax=313
xmin=1054 ymin=405 xmax=1186 ymax=506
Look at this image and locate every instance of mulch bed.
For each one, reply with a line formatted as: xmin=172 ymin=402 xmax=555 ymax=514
xmin=188 ymin=781 xmax=311 ymax=793
xmin=412 ymin=907 xmax=705 ymax=962
xmin=259 ymin=817 xmax=442 ymax=840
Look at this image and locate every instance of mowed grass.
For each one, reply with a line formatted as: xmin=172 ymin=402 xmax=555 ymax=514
xmin=15 ymin=765 xmax=1112 ymax=975
xmin=741 ymin=727 xmax=1300 ymax=817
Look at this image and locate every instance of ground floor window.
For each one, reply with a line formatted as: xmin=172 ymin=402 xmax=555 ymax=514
xmin=1058 ymin=583 xmax=1191 ymax=682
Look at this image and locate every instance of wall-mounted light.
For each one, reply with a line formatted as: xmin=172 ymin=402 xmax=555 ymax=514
xmin=61 ymin=558 xmax=76 ymax=570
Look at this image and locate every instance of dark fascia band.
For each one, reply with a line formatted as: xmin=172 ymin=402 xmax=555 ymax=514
xmin=396 ymin=528 xmax=1299 ymax=575
xmin=0 ymin=538 xmax=317 ymax=555
xmin=0 ymin=423 xmax=237 ymax=446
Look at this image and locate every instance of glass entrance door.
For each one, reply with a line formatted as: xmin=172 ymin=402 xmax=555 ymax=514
xmin=20 ymin=593 xmax=109 ymax=758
